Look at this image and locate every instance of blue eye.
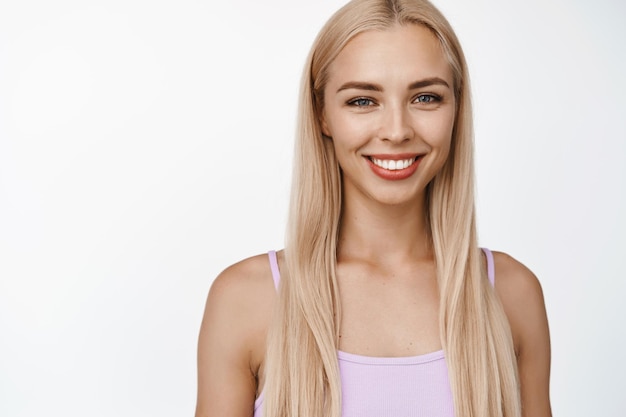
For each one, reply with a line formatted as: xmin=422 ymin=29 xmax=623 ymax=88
xmin=348 ymin=97 xmax=375 ymax=107
xmin=415 ymin=94 xmax=440 ymax=103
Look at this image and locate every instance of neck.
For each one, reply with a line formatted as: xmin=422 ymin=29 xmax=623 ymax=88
xmin=337 ymin=190 xmax=432 ymax=266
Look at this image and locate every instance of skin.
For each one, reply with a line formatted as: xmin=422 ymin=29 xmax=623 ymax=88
xmin=195 ymin=24 xmax=551 ymax=417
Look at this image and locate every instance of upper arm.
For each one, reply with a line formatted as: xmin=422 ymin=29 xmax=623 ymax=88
xmin=195 ymin=256 xmax=274 ymax=417
xmin=493 ymin=252 xmax=552 ymax=417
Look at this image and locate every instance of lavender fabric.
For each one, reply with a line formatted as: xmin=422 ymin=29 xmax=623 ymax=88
xmin=255 ymin=248 xmax=495 ymax=416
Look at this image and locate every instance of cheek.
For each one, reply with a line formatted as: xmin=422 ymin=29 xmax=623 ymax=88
xmin=436 ymin=114 xmax=457 ymax=166
xmin=417 ymin=111 xmax=455 ymax=150
xmin=326 ymin=114 xmax=372 ymax=150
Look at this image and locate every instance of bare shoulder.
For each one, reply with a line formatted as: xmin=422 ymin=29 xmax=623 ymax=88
xmin=491 ymin=251 xmax=545 ymax=309
xmin=202 ymin=252 xmax=279 ymax=366
xmin=208 ymin=253 xmax=277 ymax=310
xmin=491 ymin=251 xmax=552 ymax=416
xmin=491 ymin=251 xmax=548 ymax=346
xmin=195 ymin=252 xmax=279 ymax=417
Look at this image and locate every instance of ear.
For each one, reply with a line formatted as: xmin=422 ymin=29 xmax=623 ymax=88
xmin=319 ymin=109 xmax=332 ymax=138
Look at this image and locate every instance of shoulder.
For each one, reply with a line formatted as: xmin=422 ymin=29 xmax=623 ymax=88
xmin=489 ymin=253 xmax=552 ymax=415
xmin=490 ymin=251 xmax=549 ymax=354
xmin=491 ymin=251 xmax=544 ymax=301
xmin=201 ymin=252 xmax=279 ymax=372
xmin=204 ymin=253 xmax=278 ymax=347
xmin=208 ymin=252 xmax=277 ymax=305
xmin=195 ymin=252 xmax=279 ymax=416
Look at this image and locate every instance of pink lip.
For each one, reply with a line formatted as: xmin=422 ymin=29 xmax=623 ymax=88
xmin=365 ymin=154 xmax=422 ymax=181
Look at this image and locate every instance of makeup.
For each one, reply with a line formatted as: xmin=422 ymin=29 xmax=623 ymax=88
xmin=365 ymin=154 xmax=421 ymax=180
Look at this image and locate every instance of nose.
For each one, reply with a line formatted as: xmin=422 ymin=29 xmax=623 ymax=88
xmin=378 ymin=104 xmax=414 ymax=143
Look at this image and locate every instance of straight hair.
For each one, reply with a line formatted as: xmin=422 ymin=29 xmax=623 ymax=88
xmin=263 ymin=1 xmax=521 ymax=416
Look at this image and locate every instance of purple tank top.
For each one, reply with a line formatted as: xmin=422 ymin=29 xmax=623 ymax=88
xmin=254 ymin=248 xmax=496 ymax=417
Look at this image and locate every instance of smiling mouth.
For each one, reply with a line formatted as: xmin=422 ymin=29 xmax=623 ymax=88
xmin=368 ymin=156 xmax=418 ymax=171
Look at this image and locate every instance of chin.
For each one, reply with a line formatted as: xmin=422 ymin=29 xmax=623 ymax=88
xmin=371 ymin=190 xmax=426 ymax=208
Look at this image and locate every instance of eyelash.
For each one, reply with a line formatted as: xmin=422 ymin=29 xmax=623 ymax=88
xmin=346 ymin=94 xmax=442 ymax=107
xmin=347 ymin=97 xmax=376 ymax=107
xmin=414 ymin=93 xmax=442 ymax=104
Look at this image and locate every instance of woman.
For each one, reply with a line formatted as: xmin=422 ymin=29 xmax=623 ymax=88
xmin=195 ymin=0 xmax=551 ymax=416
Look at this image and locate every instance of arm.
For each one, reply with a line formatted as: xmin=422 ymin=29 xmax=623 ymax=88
xmin=493 ymin=252 xmax=552 ymax=417
xmin=195 ymin=256 xmax=274 ymax=417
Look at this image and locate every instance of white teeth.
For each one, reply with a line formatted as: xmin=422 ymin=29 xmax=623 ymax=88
xmin=371 ymin=157 xmax=416 ymax=171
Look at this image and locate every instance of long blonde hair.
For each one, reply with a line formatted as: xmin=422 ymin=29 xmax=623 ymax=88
xmin=263 ymin=1 xmax=521 ymax=416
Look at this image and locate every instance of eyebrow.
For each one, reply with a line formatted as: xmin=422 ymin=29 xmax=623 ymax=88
xmin=336 ymin=77 xmax=450 ymax=93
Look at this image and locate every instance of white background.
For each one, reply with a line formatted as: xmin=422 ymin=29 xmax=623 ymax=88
xmin=1 ymin=0 xmax=624 ymax=415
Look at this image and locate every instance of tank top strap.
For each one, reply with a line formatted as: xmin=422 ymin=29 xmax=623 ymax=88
xmin=481 ymin=247 xmax=495 ymax=287
xmin=268 ymin=250 xmax=281 ymax=291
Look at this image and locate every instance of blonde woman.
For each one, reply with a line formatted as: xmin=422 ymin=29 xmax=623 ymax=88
xmin=195 ymin=0 xmax=551 ymax=416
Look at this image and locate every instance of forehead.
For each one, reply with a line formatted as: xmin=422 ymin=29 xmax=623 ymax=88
xmin=326 ymin=24 xmax=453 ymax=88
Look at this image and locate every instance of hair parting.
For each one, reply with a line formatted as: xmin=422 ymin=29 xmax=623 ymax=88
xmin=263 ymin=1 xmax=521 ymax=416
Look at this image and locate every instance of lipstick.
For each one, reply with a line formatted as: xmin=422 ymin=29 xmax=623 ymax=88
xmin=365 ymin=154 xmax=421 ymax=181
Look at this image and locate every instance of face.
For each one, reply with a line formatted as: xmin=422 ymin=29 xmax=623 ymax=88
xmin=321 ymin=24 xmax=456 ymax=208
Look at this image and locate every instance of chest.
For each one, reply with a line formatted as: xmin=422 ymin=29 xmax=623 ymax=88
xmin=336 ymin=262 xmax=442 ymax=357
